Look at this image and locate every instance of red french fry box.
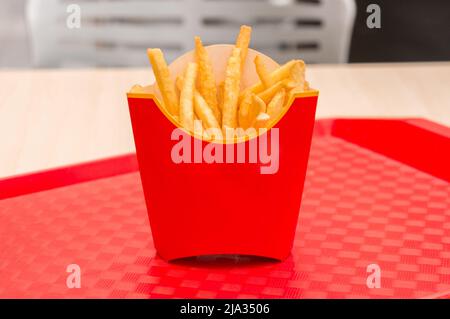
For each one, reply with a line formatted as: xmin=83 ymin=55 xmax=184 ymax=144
xmin=127 ymin=45 xmax=318 ymax=261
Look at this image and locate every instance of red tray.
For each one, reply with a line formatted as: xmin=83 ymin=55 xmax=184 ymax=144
xmin=0 ymin=119 xmax=449 ymax=299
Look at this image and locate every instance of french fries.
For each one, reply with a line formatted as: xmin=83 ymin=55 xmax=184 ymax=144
xmin=176 ymin=73 xmax=184 ymax=92
xmin=147 ymin=48 xmax=179 ymax=116
xmin=304 ymin=81 xmax=310 ymax=91
xmin=266 ymin=88 xmax=286 ymax=120
xmin=194 ymin=91 xmax=223 ymax=140
xmin=195 ymin=36 xmax=221 ymax=125
xmin=257 ymin=81 xmax=285 ymax=104
xmin=146 ymin=25 xmax=311 ymax=142
xmin=239 ymin=93 xmax=267 ymax=130
xmin=235 ymin=25 xmax=252 ymax=70
xmin=254 ymin=55 xmax=274 ymax=88
xmin=250 ymin=95 xmax=266 ymax=125
xmin=284 ymin=60 xmax=305 ymax=90
xmin=217 ymin=81 xmax=225 ymax=112
xmin=179 ymin=62 xmax=197 ymax=132
xmin=222 ymin=47 xmax=242 ymax=130
xmin=253 ymin=113 xmax=271 ymax=129
xmin=238 ymin=92 xmax=253 ymax=129
xmin=241 ymin=59 xmax=299 ymax=98
xmin=178 ymin=73 xmax=222 ymax=138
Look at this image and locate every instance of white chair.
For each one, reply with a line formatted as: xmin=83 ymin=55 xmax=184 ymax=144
xmin=26 ymin=0 xmax=356 ymax=67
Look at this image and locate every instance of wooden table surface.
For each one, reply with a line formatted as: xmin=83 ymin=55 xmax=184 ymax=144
xmin=1 ymin=62 xmax=449 ymax=178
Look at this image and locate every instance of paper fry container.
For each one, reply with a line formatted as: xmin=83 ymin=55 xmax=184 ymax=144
xmin=127 ymin=45 xmax=318 ymax=261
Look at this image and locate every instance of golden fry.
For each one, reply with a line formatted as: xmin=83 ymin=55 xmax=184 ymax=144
xmin=179 ymin=63 xmax=197 ymax=132
xmin=284 ymin=89 xmax=296 ymax=109
xmin=257 ymin=81 xmax=284 ymax=104
xmin=253 ymin=112 xmax=271 ymax=129
xmin=195 ymin=36 xmax=221 ymax=124
xmin=304 ymin=81 xmax=310 ymax=91
xmin=284 ymin=60 xmax=306 ymax=91
xmin=266 ymin=88 xmax=286 ymax=120
xmin=147 ymin=48 xmax=179 ymax=115
xmin=284 ymin=80 xmax=312 ymax=108
xmin=130 ymin=84 xmax=144 ymax=93
xmin=254 ymin=55 xmax=274 ymax=88
xmin=194 ymin=114 xmax=212 ymax=140
xmin=253 ymin=94 xmax=266 ymax=113
xmin=194 ymin=91 xmax=221 ymax=130
xmin=241 ymin=59 xmax=299 ymax=97
xmin=178 ymin=72 xmax=223 ymax=138
xmin=222 ymin=48 xmax=242 ymax=130
xmin=176 ymin=73 xmax=183 ymax=92
xmin=235 ymin=25 xmax=252 ymax=70
xmin=290 ymin=60 xmax=305 ymax=86
xmin=147 ymin=26 xmax=311 ymax=141
xmin=217 ymin=81 xmax=224 ymax=111
xmin=238 ymin=91 xmax=253 ymax=129
xmin=248 ymin=94 xmax=266 ymax=127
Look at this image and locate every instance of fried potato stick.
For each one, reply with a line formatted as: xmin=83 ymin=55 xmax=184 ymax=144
xmin=241 ymin=59 xmax=299 ymax=97
xmin=179 ymin=62 xmax=197 ymax=132
xmin=222 ymin=48 xmax=242 ymax=130
xmin=235 ymin=25 xmax=252 ymax=70
xmin=252 ymin=94 xmax=267 ymax=113
xmin=266 ymin=88 xmax=286 ymax=120
xmin=147 ymin=48 xmax=179 ymax=115
xmin=249 ymin=94 xmax=266 ymax=127
xmin=194 ymin=91 xmax=223 ymax=140
xmin=193 ymin=114 xmax=208 ymax=140
xmin=284 ymin=60 xmax=306 ymax=90
xmin=254 ymin=55 xmax=274 ymax=88
xmin=253 ymin=112 xmax=271 ymax=129
xmin=238 ymin=91 xmax=253 ymax=129
xmin=195 ymin=36 xmax=221 ymax=124
xmin=176 ymin=73 xmax=183 ymax=92
xmin=217 ymin=81 xmax=224 ymax=112
xmin=178 ymin=72 xmax=223 ymax=138
xmin=304 ymin=81 xmax=310 ymax=91
xmin=257 ymin=81 xmax=285 ymax=104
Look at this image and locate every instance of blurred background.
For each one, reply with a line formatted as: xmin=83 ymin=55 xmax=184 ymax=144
xmin=1 ymin=0 xmax=449 ymax=178
xmin=1 ymin=0 xmax=449 ymax=69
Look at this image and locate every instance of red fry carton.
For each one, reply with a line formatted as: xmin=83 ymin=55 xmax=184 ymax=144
xmin=127 ymin=45 xmax=318 ymax=261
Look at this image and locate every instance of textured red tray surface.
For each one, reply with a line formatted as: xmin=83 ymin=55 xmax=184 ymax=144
xmin=0 ymin=119 xmax=449 ymax=298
